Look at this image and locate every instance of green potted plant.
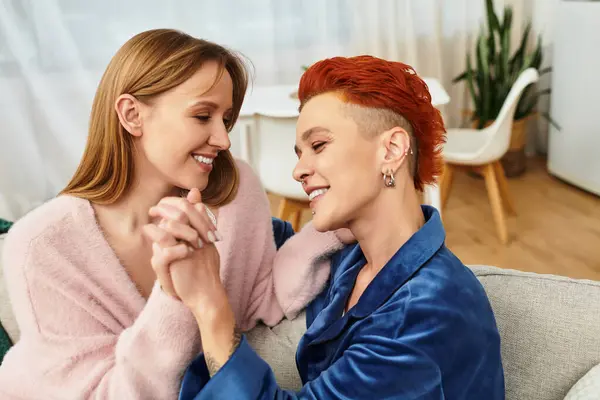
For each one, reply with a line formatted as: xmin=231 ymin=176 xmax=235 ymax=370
xmin=453 ymin=0 xmax=557 ymax=177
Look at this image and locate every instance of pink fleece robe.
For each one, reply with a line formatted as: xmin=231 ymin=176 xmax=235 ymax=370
xmin=0 ymin=159 xmax=344 ymax=400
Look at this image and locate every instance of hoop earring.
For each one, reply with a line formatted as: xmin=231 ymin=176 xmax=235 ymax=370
xmin=383 ymin=170 xmax=396 ymax=188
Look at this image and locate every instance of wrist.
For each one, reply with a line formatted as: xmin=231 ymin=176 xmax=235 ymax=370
xmin=194 ymin=302 xmax=240 ymax=376
xmin=192 ymin=302 xmax=232 ymax=329
xmin=188 ymin=291 xmax=232 ymax=326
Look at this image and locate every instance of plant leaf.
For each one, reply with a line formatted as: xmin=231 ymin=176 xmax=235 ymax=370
xmin=510 ymin=22 xmax=530 ymax=73
xmin=501 ymin=6 xmax=513 ymax=37
xmin=486 ymin=0 xmax=501 ymax=33
xmin=452 ymin=71 xmax=469 ymax=83
xmin=541 ymin=112 xmax=562 ymax=131
xmin=465 ymin=52 xmax=479 ymax=119
xmin=476 ymin=32 xmax=491 ymax=123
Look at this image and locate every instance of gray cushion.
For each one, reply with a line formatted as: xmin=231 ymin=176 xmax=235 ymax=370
xmin=246 ymin=315 xmax=305 ymax=390
xmin=247 ymin=265 xmax=600 ymax=399
xmin=471 ymin=265 xmax=600 ymax=400
xmin=563 ymin=363 xmax=600 ymax=400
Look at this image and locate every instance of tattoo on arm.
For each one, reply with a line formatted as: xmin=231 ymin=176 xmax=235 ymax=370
xmin=205 ymin=353 xmax=221 ymax=378
xmin=205 ymin=327 xmax=243 ymax=377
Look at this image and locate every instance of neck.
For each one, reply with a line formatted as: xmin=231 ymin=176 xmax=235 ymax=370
xmin=348 ymin=181 xmax=425 ymax=273
xmin=93 ymin=167 xmax=178 ymax=235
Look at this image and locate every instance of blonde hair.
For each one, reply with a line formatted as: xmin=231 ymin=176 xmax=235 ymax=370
xmin=61 ymin=29 xmax=249 ymax=206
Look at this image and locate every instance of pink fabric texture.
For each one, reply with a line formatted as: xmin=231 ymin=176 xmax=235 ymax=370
xmin=0 ymin=159 xmax=343 ymax=399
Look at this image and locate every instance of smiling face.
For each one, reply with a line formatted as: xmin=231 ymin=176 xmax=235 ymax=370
xmin=293 ymin=93 xmax=386 ymax=232
xmin=133 ymin=61 xmax=234 ymax=192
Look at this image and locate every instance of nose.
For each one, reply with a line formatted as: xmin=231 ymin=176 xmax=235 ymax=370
xmin=292 ymin=154 xmax=312 ymax=184
xmin=208 ymin=121 xmax=231 ymax=151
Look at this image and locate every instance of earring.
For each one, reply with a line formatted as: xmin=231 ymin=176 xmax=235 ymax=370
xmin=383 ymin=169 xmax=396 ymax=188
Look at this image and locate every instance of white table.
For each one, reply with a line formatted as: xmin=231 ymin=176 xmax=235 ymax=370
xmin=240 ymin=79 xmax=450 ymax=118
xmin=233 ymin=79 xmax=450 ymax=215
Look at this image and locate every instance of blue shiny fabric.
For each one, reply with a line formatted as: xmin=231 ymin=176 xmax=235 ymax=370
xmin=180 ymin=206 xmax=505 ymax=399
xmin=271 ymin=217 xmax=296 ymax=250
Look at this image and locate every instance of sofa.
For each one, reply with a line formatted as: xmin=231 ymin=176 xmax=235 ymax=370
xmin=1 ymin=235 xmax=599 ymax=399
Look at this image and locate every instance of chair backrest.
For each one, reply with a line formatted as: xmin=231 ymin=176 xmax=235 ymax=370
xmin=252 ymin=114 xmax=308 ymax=201
xmin=477 ymin=68 xmax=540 ymax=161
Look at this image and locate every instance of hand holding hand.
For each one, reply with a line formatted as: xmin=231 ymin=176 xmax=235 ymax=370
xmin=143 ymin=189 xmax=228 ymax=315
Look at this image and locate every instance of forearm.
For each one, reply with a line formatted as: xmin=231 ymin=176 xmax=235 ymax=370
xmin=192 ymin=294 xmax=241 ymax=377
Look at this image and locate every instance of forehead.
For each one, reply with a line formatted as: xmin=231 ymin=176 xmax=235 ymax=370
xmin=297 ymin=92 xmax=347 ymax=132
xmin=173 ymin=61 xmax=233 ymax=101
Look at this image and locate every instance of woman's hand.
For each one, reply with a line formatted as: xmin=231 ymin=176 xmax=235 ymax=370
xmin=143 ymin=189 xmax=239 ymax=376
xmin=148 ymin=189 xmax=222 ymax=248
xmin=143 ymin=189 xmax=226 ymax=312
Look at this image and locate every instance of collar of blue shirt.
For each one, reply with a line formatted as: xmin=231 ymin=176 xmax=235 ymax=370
xmin=352 ymin=205 xmax=445 ymax=318
xmin=308 ymin=205 xmax=446 ymax=345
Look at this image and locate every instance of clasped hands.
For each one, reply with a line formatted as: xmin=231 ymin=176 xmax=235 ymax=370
xmin=142 ymin=188 xmax=357 ymax=319
xmin=142 ymin=188 xmax=230 ymax=320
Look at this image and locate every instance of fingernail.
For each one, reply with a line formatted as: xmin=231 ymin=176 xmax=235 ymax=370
xmin=215 ymin=231 xmax=223 ymax=241
xmin=187 ymin=246 xmax=195 ymax=253
xmin=197 ymin=239 xmax=204 ymax=248
xmin=207 ymin=231 xmax=216 ymax=243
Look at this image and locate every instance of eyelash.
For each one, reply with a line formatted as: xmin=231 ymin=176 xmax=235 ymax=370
xmin=312 ymin=142 xmax=326 ymax=152
xmin=195 ymin=115 xmax=232 ymax=127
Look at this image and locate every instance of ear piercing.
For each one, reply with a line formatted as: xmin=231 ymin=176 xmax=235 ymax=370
xmin=383 ymin=169 xmax=396 ymax=187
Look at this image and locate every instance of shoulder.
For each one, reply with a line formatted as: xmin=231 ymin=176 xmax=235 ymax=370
xmin=228 ymin=159 xmax=268 ymax=207
xmin=234 ymin=158 xmax=264 ymax=192
xmin=392 ymin=246 xmax=497 ymax=331
xmin=3 ymin=195 xmax=92 ymax=267
xmin=413 ymin=247 xmax=489 ymax=305
xmin=215 ymin=159 xmax=271 ymax=235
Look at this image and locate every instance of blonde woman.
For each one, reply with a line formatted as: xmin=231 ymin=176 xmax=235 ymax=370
xmin=0 ymin=29 xmax=343 ymax=399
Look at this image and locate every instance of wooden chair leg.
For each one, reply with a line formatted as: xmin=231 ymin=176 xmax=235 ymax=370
xmin=483 ymin=163 xmax=509 ymax=244
xmin=493 ymin=161 xmax=517 ymax=216
xmin=291 ymin=210 xmax=302 ymax=232
xmin=277 ymin=198 xmax=292 ymax=221
xmin=440 ymin=163 xmax=454 ymax=209
xmin=277 ymin=197 xmax=309 ymax=232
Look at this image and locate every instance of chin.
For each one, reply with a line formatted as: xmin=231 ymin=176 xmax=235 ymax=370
xmin=177 ymin=176 xmax=209 ymax=192
xmin=312 ymin=212 xmax=346 ymax=233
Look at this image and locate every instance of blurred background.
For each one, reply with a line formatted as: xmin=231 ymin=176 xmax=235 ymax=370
xmin=0 ymin=0 xmax=598 ymax=279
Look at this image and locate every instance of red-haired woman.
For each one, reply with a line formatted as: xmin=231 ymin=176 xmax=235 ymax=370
xmin=151 ymin=56 xmax=505 ymax=399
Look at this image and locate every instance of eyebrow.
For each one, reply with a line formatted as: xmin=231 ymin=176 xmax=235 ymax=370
xmin=294 ymin=127 xmax=331 ymax=155
xmin=188 ymin=100 xmax=232 ymax=112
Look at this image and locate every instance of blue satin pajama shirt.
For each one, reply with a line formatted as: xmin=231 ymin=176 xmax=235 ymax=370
xmin=180 ymin=207 xmax=505 ymax=399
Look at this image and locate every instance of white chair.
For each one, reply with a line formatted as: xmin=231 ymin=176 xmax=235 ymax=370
xmin=253 ymin=114 xmax=310 ymax=231
xmin=441 ymin=68 xmax=540 ymax=244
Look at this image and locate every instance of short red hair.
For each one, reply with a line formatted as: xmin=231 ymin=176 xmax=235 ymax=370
xmin=298 ymin=55 xmax=446 ymax=191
